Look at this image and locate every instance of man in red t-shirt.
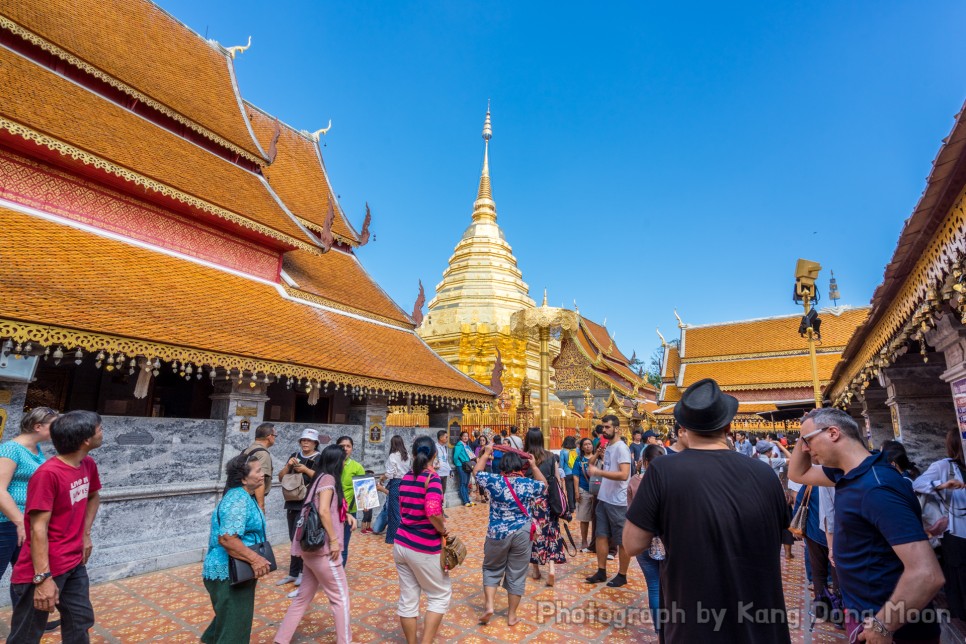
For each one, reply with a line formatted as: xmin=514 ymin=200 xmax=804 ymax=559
xmin=8 ymin=410 xmax=103 ymax=644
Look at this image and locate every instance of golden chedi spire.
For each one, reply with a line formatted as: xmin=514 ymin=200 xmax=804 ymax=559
xmin=473 ymin=104 xmax=496 ymax=222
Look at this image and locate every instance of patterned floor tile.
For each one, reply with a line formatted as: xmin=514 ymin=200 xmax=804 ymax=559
xmin=0 ymin=504 xmax=845 ymax=643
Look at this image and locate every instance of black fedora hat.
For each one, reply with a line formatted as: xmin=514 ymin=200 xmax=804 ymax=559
xmin=673 ymin=378 xmax=739 ymax=433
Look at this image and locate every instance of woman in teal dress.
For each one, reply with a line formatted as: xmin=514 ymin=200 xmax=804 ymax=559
xmin=201 ymin=453 xmax=274 ymax=644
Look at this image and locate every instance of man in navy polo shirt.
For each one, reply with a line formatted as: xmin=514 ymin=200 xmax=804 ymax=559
xmin=789 ymin=408 xmax=944 ymax=643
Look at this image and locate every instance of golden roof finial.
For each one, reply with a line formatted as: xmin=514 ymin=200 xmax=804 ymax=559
xmin=477 ymin=104 xmax=493 ymax=203
xmin=542 ymin=288 xmax=548 ymax=307
xmin=673 ymin=309 xmax=685 ymax=329
xmin=225 ymin=36 xmax=252 ymax=59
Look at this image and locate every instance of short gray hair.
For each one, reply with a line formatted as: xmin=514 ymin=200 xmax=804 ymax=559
xmin=801 ymin=407 xmax=862 ymax=443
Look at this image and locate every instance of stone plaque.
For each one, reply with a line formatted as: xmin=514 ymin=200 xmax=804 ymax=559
xmin=116 ymin=429 xmax=155 ymax=446
xmin=0 ymin=390 xmax=11 ymax=404
xmin=953 ymin=377 xmax=966 ymax=439
xmin=235 ymin=405 xmax=258 ymax=418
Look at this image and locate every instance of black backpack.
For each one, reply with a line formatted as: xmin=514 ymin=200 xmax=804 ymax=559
xmin=546 ymin=457 xmax=572 ymax=521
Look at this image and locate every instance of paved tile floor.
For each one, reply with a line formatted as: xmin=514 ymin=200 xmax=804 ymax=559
xmin=0 ymin=502 xmax=845 ymax=643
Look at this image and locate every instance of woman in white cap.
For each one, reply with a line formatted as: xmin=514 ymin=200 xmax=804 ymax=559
xmin=276 ymin=428 xmax=320 ymax=591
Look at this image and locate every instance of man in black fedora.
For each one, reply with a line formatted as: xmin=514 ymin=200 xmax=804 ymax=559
xmin=623 ymin=378 xmax=791 ymax=642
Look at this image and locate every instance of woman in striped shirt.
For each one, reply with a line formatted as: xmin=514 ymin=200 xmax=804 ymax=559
xmin=393 ymin=435 xmax=450 ymax=644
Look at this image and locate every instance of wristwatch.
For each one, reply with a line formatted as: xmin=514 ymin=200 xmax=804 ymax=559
xmin=867 ymin=615 xmax=894 ymax=638
xmin=32 ymin=571 xmax=51 ymax=585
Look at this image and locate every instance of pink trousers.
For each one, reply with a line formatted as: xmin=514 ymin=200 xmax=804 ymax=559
xmin=274 ymin=550 xmax=352 ymax=644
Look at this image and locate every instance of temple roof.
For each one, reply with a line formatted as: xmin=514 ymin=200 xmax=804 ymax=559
xmin=680 ymin=353 xmax=842 ymax=389
xmin=0 ymin=208 xmax=493 ymax=400
xmin=0 ymin=0 xmax=267 ymax=163
xmin=682 ymin=307 xmax=868 ymax=359
xmin=246 ymin=105 xmax=361 ymax=245
xmin=565 ymin=317 xmax=656 ymax=397
xmin=282 ymin=249 xmax=413 ymax=327
xmin=582 ymin=318 xmax=630 ymax=362
xmin=0 ymin=45 xmax=318 ymax=252
xmin=659 ymin=307 xmax=869 ymax=407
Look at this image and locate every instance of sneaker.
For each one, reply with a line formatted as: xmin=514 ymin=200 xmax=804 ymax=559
xmin=287 ymin=588 xmax=299 ymax=599
xmin=585 ymin=570 xmax=607 ymax=584
xmin=275 ymin=575 xmax=297 ymax=586
xmin=606 ymin=573 xmax=628 ymax=588
xmin=606 ymin=553 xmax=616 ymax=561
xmin=293 ymin=574 xmax=303 ymax=587
xmin=44 ymin=620 xmax=60 ymax=632
xmin=464 ymin=503 xmax=473 ymax=507
xmin=579 ymin=547 xmax=593 ymax=554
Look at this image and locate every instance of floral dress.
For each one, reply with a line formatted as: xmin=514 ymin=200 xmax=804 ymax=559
xmin=530 ymin=457 xmax=566 ymax=565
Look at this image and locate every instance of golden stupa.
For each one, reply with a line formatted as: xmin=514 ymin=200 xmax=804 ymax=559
xmin=417 ymin=108 xmax=557 ymax=395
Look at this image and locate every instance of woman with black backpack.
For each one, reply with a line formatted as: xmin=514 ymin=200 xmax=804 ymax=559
xmin=524 ymin=428 xmax=567 ymax=586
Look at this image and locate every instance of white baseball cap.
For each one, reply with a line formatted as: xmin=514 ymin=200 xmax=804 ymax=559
xmin=299 ymin=428 xmax=320 ymax=443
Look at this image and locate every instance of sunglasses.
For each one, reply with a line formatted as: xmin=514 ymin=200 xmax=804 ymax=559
xmin=800 ymin=426 xmax=830 ymax=447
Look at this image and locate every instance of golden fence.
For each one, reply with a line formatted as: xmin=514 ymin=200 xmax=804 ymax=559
xmin=386 ymin=405 xmax=430 ymax=428
xmin=460 ymin=409 xmax=596 ymax=450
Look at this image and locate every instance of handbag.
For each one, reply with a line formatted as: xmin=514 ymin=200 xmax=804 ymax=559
xmin=441 ymin=534 xmax=467 ymax=572
xmin=420 ymin=471 xmax=466 ymax=571
xmin=214 ymin=496 xmax=278 ymax=586
xmin=789 ymin=485 xmax=812 ymax=539
xmin=296 ymin=473 xmax=329 ymax=552
xmin=505 ymin=475 xmax=537 ymax=541
xmin=282 ymin=453 xmax=317 ymax=502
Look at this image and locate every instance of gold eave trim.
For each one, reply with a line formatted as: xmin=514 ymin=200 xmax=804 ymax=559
xmin=296 ymin=216 xmax=358 ymax=247
xmin=282 ymin=286 xmax=413 ymax=330
xmin=0 ymin=15 xmax=267 ymax=166
xmin=716 ymin=381 xmax=830 ymax=392
xmin=681 ymin=346 xmax=847 ymax=364
xmin=0 ymin=318 xmax=493 ymax=403
xmin=0 ymin=117 xmax=317 ymax=252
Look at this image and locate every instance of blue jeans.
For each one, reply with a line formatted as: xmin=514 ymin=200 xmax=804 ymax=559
xmin=373 ymin=503 xmax=388 ymax=534
xmin=636 ymin=552 xmax=661 ymax=632
xmin=457 ymin=468 xmax=471 ymax=505
xmin=0 ymin=521 xmax=21 ymax=606
xmin=342 ymin=520 xmax=351 ymax=567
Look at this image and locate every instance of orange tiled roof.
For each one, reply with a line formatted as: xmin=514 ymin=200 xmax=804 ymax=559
xmin=682 ymin=307 xmax=869 ymax=359
xmin=0 ymin=46 xmax=316 ymax=250
xmin=0 ymin=0 xmax=265 ymax=162
xmin=282 ymin=249 xmax=412 ymax=327
xmin=0 ymin=209 xmax=492 ymax=398
xmin=681 ymin=353 xmax=842 ymax=389
xmin=582 ymin=318 xmax=630 ymax=362
xmin=246 ymin=106 xmax=361 ymax=244
xmin=737 ymin=403 xmax=780 ymax=413
xmin=660 ymin=384 xmax=682 ymax=403
xmin=662 ymin=345 xmax=681 ymax=380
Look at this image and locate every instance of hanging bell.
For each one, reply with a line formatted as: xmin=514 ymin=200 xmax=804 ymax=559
xmin=53 ymin=346 xmax=64 ymax=365
xmin=43 ymin=347 xmax=50 ymax=361
xmin=74 ymin=348 xmax=83 ymax=365
xmin=24 ymin=342 xmax=32 ymax=353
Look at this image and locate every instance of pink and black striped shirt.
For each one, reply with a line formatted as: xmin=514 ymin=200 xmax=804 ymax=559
xmin=395 ymin=469 xmax=444 ymax=554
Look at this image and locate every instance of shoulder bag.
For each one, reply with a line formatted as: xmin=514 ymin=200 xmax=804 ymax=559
xmin=214 ymin=496 xmax=278 ymax=586
xmin=421 ymin=471 xmax=466 ymax=570
xmin=789 ymin=485 xmax=812 ymax=539
xmin=282 ymin=452 xmax=317 ymax=502
xmin=296 ymin=473 xmax=330 ymax=552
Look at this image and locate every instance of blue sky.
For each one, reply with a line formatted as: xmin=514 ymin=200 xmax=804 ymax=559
xmin=160 ymin=0 xmax=966 ymax=368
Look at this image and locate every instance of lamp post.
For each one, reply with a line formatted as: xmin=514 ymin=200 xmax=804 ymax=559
xmin=510 ymin=291 xmax=580 ymax=438
xmin=793 ymin=259 xmax=823 ymax=409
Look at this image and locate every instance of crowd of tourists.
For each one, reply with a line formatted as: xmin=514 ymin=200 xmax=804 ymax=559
xmin=2 ymin=374 xmax=965 ymax=642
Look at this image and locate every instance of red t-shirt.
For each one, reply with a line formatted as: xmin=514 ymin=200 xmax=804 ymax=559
xmin=12 ymin=456 xmax=101 ymax=583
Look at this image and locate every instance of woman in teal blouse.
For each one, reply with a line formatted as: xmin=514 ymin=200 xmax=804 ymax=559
xmin=0 ymin=407 xmax=56 ymax=603
xmin=201 ymin=453 xmax=273 ymax=644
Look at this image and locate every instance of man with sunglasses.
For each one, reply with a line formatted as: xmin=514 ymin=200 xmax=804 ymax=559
xmin=789 ymin=408 xmax=944 ymax=643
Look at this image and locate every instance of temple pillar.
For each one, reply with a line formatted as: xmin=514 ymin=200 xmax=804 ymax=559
xmin=879 ymin=352 xmax=954 ymax=465
xmin=926 ymin=313 xmax=966 ymax=456
xmin=209 ymin=378 xmax=271 ymax=476
xmin=0 ymin=381 xmax=28 ymax=441
xmin=350 ymin=394 xmax=388 ymax=471
xmin=860 ymin=385 xmax=893 ymax=450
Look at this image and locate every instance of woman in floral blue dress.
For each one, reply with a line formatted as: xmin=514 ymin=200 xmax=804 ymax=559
xmin=525 ymin=428 xmax=567 ymax=586
xmin=472 ymin=445 xmax=547 ymax=626
xmin=201 ymin=453 xmax=274 ymax=644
